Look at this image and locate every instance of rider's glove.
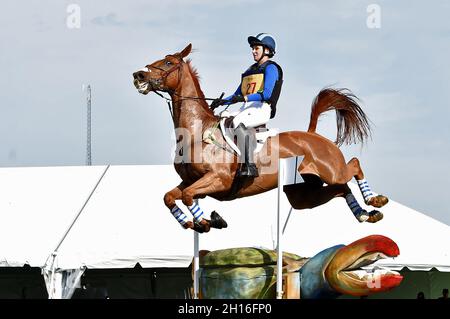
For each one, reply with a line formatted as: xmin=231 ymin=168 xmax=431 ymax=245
xmin=210 ymin=98 xmax=226 ymax=111
xmin=229 ymin=95 xmax=245 ymax=104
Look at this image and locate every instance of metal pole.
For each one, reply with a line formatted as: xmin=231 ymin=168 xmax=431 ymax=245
xmin=47 ymin=253 xmax=58 ymax=299
xmin=193 ymin=231 xmax=200 ymax=299
xmin=86 ymin=84 xmax=92 ymax=166
xmin=276 ymin=158 xmax=284 ymax=299
xmin=48 ymin=165 xmax=110 ymax=257
xmin=44 ymin=165 xmax=110 ymax=299
xmin=193 ymin=200 xmax=200 ymax=299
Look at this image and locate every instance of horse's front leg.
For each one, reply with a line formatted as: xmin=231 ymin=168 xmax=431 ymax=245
xmin=182 ymin=172 xmax=230 ymax=233
xmin=163 ymin=183 xmax=195 ymax=230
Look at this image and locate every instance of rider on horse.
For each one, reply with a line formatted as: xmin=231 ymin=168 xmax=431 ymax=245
xmin=210 ymin=33 xmax=283 ymax=178
xmin=133 ymin=42 xmax=389 ymax=233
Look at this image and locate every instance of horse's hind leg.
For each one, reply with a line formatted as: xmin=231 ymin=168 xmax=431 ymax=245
xmin=345 ymin=157 xmax=389 ymax=208
xmin=316 ymin=160 xmax=384 ymax=223
xmin=285 ymin=174 xmax=347 ymax=209
xmin=285 ymin=175 xmax=381 ymax=223
xmin=337 ymin=183 xmax=384 ymax=223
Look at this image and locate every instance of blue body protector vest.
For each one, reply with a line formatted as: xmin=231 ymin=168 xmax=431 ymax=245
xmin=241 ymin=60 xmax=284 ymax=119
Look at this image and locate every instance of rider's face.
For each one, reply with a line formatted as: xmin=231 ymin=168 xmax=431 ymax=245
xmin=252 ymin=45 xmax=264 ymax=61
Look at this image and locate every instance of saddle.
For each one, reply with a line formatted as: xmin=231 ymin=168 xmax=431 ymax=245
xmin=203 ymin=112 xmax=278 ymax=156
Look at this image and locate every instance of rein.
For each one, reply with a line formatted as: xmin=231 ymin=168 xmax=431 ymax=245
xmin=152 ymin=90 xmax=224 ymax=117
xmin=147 ymin=56 xmax=234 ymax=154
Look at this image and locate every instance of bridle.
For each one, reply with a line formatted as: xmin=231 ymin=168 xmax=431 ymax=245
xmin=146 ymin=54 xmax=184 ymax=94
xmin=145 ymin=54 xmax=222 ymax=117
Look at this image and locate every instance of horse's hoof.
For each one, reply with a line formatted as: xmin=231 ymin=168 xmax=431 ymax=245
xmin=193 ymin=221 xmax=210 ymax=233
xmin=354 ymin=209 xmax=370 ymax=223
xmin=366 ymin=195 xmax=389 ymax=208
xmin=209 ymin=211 xmax=228 ymax=229
xmin=192 ymin=223 xmax=204 ymax=233
xmin=183 ymin=221 xmax=194 ymax=230
xmin=367 ymin=210 xmax=383 ymax=223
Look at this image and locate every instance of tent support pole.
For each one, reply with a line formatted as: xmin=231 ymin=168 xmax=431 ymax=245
xmin=43 ymin=165 xmax=110 ymax=299
xmin=52 ymin=165 xmax=110 ymax=254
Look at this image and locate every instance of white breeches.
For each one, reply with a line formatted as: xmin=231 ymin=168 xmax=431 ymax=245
xmin=231 ymin=101 xmax=271 ymax=128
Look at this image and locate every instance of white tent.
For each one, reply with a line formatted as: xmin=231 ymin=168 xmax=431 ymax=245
xmin=1 ymin=165 xmax=450 ymax=298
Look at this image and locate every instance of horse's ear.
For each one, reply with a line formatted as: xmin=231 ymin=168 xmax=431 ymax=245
xmin=179 ymin=43 xmax=192 ymax=58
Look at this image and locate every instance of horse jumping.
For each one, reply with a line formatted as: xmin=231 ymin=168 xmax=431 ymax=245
xmin=132 ymin=44 xmax=388 ymax=233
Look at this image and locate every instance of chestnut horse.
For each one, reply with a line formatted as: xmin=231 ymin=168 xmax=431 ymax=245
xmin=133 ymin=44 xmax=388 ymax=233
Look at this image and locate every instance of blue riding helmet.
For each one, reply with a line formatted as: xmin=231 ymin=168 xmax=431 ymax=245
xmin=248 ymin=33 xmax=277 ymax=55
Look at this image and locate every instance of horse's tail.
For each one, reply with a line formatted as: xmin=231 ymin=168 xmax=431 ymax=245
xmin=307 ymin=87 xmax=371 ymax=146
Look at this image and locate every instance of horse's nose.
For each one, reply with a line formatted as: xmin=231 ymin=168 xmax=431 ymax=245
xmin=133 ymin=71 xmax=145 ymax=81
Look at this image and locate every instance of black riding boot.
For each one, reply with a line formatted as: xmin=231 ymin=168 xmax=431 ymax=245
xmin=235 ymin=123 xmax=259 ymax=178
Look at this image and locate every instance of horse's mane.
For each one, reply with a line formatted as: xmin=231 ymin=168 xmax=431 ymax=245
xmin=185 ymin=59 xmax=211 ymax=112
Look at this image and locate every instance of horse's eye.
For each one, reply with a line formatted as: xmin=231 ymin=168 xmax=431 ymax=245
xmin=165 ymin=60 xmax=172 ymax=66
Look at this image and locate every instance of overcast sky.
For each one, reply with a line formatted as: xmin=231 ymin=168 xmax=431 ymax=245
xmin=1 ymin=0 xmax=449 ymax=225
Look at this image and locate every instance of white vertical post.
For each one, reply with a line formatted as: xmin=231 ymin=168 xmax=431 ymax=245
xmin=276 ymin=158 xmax=284 ymax=299
xmin=276 ymin=156 xmax=304 ymax=299
xmin=193 ymin=231 xmax=199 ymax=299
xmin=193 ymin=200 xmax=200 ymax=299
